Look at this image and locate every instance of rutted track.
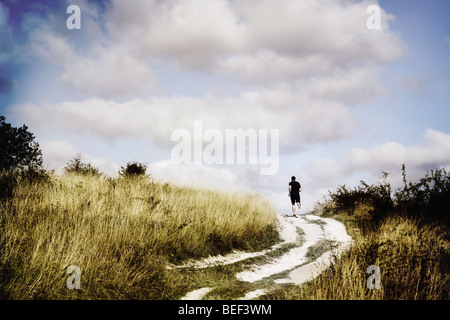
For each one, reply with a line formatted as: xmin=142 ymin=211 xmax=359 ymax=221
xmin=177 ymin=214 xmax=352 ymax=300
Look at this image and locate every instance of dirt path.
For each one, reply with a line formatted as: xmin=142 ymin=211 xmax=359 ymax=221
xmin=178 ymin=213 xmax=352 ymax=300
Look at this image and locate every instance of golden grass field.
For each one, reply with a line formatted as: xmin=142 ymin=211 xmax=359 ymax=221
xmin=1 ymin=171 xmax=448 ymax=300
xmin=0 ymin=173 xmax=279 ymax=299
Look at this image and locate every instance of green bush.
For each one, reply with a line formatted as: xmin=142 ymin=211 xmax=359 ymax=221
xmin=64 ymin=154 xmax=101 ymax=176
xmin=395 ymin=165 xmax=450 ymax=226
xmin=119 ymin=161 xmax=147 ymax=178
xmin=323 ymin=165 xmax=450 ymax=230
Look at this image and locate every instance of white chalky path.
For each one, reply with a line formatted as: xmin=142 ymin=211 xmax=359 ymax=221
xmin=178 ymin=214 xmax=352 ymax=300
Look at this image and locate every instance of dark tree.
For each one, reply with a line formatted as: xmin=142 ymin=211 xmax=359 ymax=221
xmin=0 ymin=115 xmax=43 ymax=172
xmin=64 ymin=154 xmax=100 ymax=176
xmin=119 ymin=161 xmax=147 ymax=177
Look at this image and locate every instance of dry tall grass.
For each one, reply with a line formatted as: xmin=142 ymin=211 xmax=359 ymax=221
xmin=302 ymin=215 xmax=449 ymax=299
xmin=0 ymin=173 xmax=278 ymax=299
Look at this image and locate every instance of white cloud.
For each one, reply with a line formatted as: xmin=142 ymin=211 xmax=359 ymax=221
xmin=148 ymin=159 xmax=251 ymax=194
xmin=306 ymin=64 xmax=387 ymax=104
xmin=343 ymin=129 xmax=450 ymax=187
xmin=111 ymin=0 xmax=404 ymax=67
xmin=109 ymin=0 xmax=404 ymax=89
xmin=108 ymin=0 xmax=246 ymax=69
xmin=8 ymin=87 xmax=356 ymax=154
xmin=40 ymin=140 xmax=80 ymax=173
xmin=304 ymin=158 xmax=348 ymax=189
xmin=25 ymin=27 xmax=157 ymax=99
xmin=346 ymin=129 xmax=450 ymax=173
xmin=410 ymin=129 xmax=450 ymax=168
xmin=59 ymin=45 xmax=157 ymax=98
xmin=23 ymin=0 xmax=404 ymax=101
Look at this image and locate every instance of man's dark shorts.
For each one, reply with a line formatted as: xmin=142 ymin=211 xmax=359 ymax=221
xmin=290 ymin=193 xmax=300 ymax=205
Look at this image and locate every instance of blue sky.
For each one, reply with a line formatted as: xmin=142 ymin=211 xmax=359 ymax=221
xmin=1 ymin=0 xmax=449 ymax=213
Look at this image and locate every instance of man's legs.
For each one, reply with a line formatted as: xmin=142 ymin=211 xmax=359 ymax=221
xmin=291 ymin=194 xmax=300 ymax=216
xmin=290 ymin=196 xmax=297 ymax=216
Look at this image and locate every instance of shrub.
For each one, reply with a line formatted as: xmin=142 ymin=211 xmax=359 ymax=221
xmin=64 ymin=154 xmax=101 ymax=176
xmin=325 ymin=175 xmax=393 ymax=232
xmin=323 ymin=165 xmax=450 ymax=230
xmin=119 ymin=161 xmax=147 ymax=178
xmin=394 ymin=165 xmax=450 ymax=226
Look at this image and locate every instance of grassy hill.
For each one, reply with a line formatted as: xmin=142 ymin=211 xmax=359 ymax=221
xmin=2 ymin=166 xmax=448 ymax=300
xmin=265 ymin=167 xmax=450 ymax=300
xmin=0 ymin=173 xmax=279 ymax=299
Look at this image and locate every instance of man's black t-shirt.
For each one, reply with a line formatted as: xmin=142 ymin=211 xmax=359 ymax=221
xmin=289 ymin=181 xmax=301 ymax=194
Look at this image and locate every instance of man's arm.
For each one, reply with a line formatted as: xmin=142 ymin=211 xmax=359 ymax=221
xmin=289 ymin=185 xmax=291 ymax=196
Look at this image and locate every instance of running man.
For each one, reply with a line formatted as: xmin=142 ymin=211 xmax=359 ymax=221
xmin=288 ymin=176 xmax=302 ymax=217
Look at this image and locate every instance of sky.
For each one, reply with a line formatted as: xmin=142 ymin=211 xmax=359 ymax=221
xmin=1 ymin=0 xmax=449 ymax=213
